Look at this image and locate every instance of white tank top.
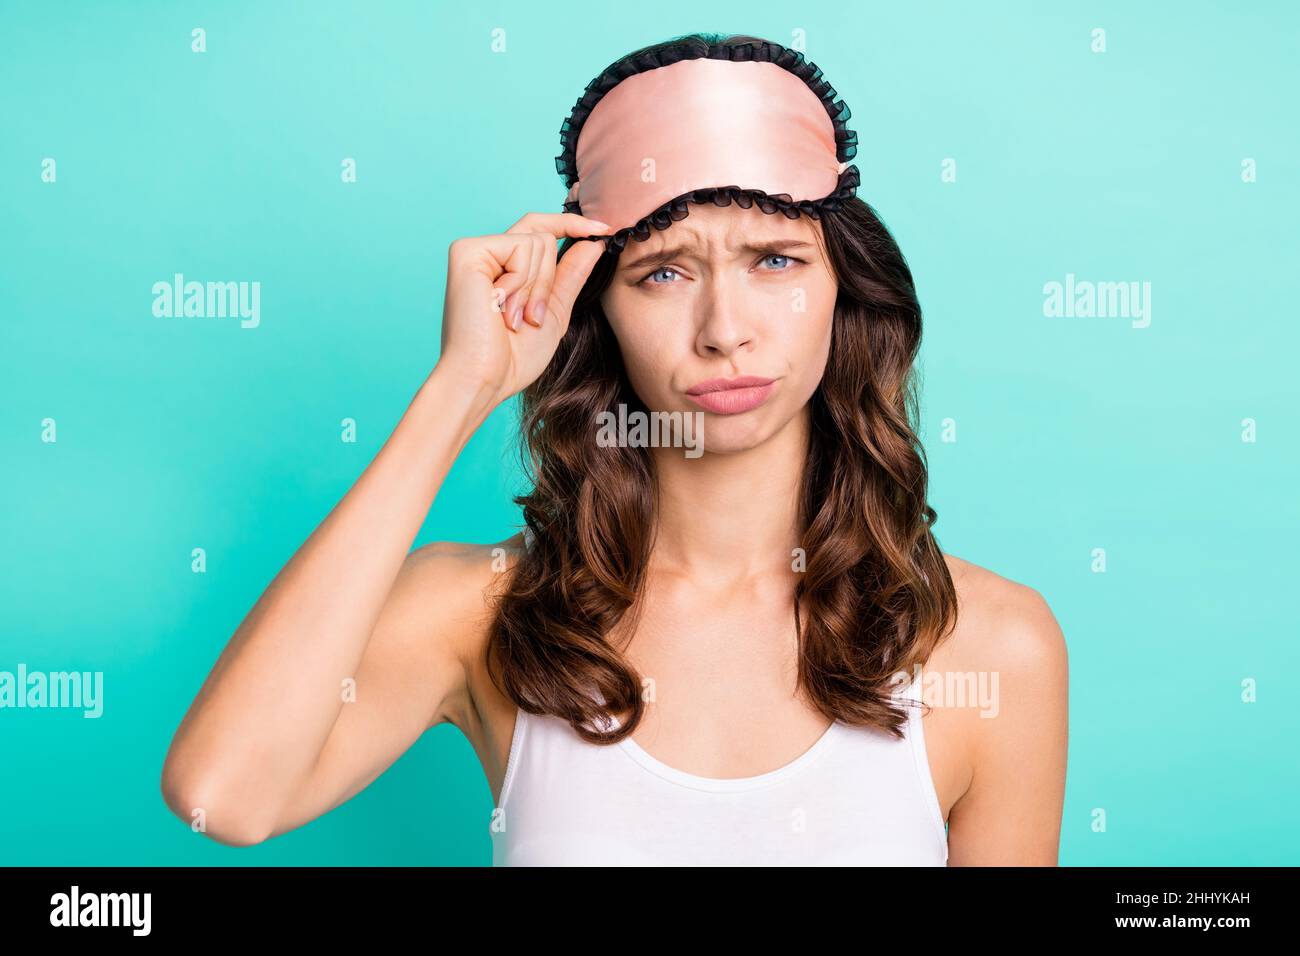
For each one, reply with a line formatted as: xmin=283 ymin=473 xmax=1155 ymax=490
xmin=490 ymin=670 xmax=949 ymax=865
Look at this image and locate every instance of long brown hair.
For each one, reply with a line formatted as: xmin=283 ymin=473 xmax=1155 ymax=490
xmin=485 ymin=33 xmax=957 ymax=743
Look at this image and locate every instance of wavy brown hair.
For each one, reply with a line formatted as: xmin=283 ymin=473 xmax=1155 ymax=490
xmin=485 ymin=33 xmax=958 ymax=744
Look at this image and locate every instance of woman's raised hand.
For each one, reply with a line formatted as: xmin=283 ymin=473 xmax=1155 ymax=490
xmin=436 ymin=212 xmax=613 ymax=409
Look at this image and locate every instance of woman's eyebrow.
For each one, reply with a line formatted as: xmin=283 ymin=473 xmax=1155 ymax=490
xmin=620 ymin=239 xmax=816 ymax=273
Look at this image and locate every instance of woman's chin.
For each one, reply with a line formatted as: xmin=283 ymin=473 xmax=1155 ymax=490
xmin=683 ymin=413 xmax=777 ymax=457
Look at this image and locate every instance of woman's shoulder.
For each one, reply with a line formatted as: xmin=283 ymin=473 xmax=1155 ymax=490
xmin=932 ymin=553 xmax=1069 ymax=851
xmin=404 ymin=533 xmax=528 ymax=597
xmin=408 ymin=533 xmax=528 ymax=566
xmin=394 ymin=534 xmax=528 ymax=731
xmin=929 ymin=549 xmax=1068 ymax=736
xmin=398 ymin=534 xmax=528 ymax=651
xmin=927 ymin=552 xmax=1068 ymax=713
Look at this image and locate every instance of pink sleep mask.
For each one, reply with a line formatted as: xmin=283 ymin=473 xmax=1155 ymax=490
xmin=555 ymin=37 xmax=861 ymax=254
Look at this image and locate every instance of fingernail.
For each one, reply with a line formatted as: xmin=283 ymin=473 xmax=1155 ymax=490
xmin=510 ymin=305 xmax=522 ymax=330
xmin=589 ymin=220 xmax=611 ymax=231
xmin=528 ymin=300 xmax=543 ymax=324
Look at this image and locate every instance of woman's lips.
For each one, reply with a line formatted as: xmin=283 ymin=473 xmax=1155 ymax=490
xmin=684 ymin=377 xmax=777 ymax=415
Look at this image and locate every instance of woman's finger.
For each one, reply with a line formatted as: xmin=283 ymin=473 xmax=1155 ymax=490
xmin=523 ymin=233 xmax=559 ymax=328
xmin=549 ymin=236 xmax=611 ymax=335
xmin=505 ymin=211 xmax=611 ymax=238
xmin=465 ymin=224 xmax=612 ymax=332
xmin=508 ymin=234 xmax=546 ymax=329
xmin=491 ymin=271 xmax=528 ymax=321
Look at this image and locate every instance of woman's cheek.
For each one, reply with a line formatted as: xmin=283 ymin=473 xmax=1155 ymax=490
xmin=609 ymin=324 xmax=669 ymax=405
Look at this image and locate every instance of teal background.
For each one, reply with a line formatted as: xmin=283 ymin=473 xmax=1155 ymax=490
xmin=2 ymin=1 xmax=1297 ymax=866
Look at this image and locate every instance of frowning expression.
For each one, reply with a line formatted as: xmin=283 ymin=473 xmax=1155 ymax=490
xmin=599 ymin=202 xmax=838 ymax=454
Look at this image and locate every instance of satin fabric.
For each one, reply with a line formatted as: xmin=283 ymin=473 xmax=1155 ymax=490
xmin=565 ymin=57 xmax=849 ymax=231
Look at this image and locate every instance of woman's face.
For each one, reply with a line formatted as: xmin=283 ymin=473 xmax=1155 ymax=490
xmin=599 ymin=203 xmax=838 ymax=454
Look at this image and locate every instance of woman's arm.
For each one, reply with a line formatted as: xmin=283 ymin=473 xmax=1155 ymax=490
xmin=159 ymin=212 xmax=612 ymax=847
xmin=159 ymin=367 xmax=497 ymax=846
xmin=945 ymin=586 xmax=1070 ymax=865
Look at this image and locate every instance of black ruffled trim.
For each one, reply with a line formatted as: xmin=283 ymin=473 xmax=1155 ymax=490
xmin=555 ymin=35 xmax=860 ymax=255
xmin=563 ymin=163 xmax=861 ymax=255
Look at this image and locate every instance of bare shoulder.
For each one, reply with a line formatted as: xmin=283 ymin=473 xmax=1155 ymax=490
xmin=932 ymin=553 xmax=1068 ymax=680
xmin=925 ymin=552 xmax=1069 ymax=782
xmin=400 ymin=533 xmax=527 ymax=790
xmin=400 ymin=533 xmax=525 ymax=681
xmin=404 ymin=534 xmax=523 ymax=595
xmin=935 ymin=553 xmax=1070 ymax=863
xmin=382 ymin=530 xmax=525 ymax=733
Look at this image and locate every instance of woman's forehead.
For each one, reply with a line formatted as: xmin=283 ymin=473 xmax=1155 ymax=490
xmin=615 ymin=205 xmax=823 ymax=263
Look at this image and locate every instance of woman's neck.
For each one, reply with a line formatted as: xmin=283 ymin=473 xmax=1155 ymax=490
xmin=647 ymin=406 xmax=810 ymax=585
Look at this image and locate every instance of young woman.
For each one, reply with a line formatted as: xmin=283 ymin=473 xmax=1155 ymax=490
xmin=161 ymin=33 xmax=1068 ymax=866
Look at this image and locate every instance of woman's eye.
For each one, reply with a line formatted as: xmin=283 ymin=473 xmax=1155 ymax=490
xmin=641 ymin=267 xmax=680 ymax=286
xmin=638 ymin=255 xmax=800 ymax=287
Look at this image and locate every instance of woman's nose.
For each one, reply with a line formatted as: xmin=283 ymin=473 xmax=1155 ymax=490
xmin=694 ymin=275 xmax=757 ymax=356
